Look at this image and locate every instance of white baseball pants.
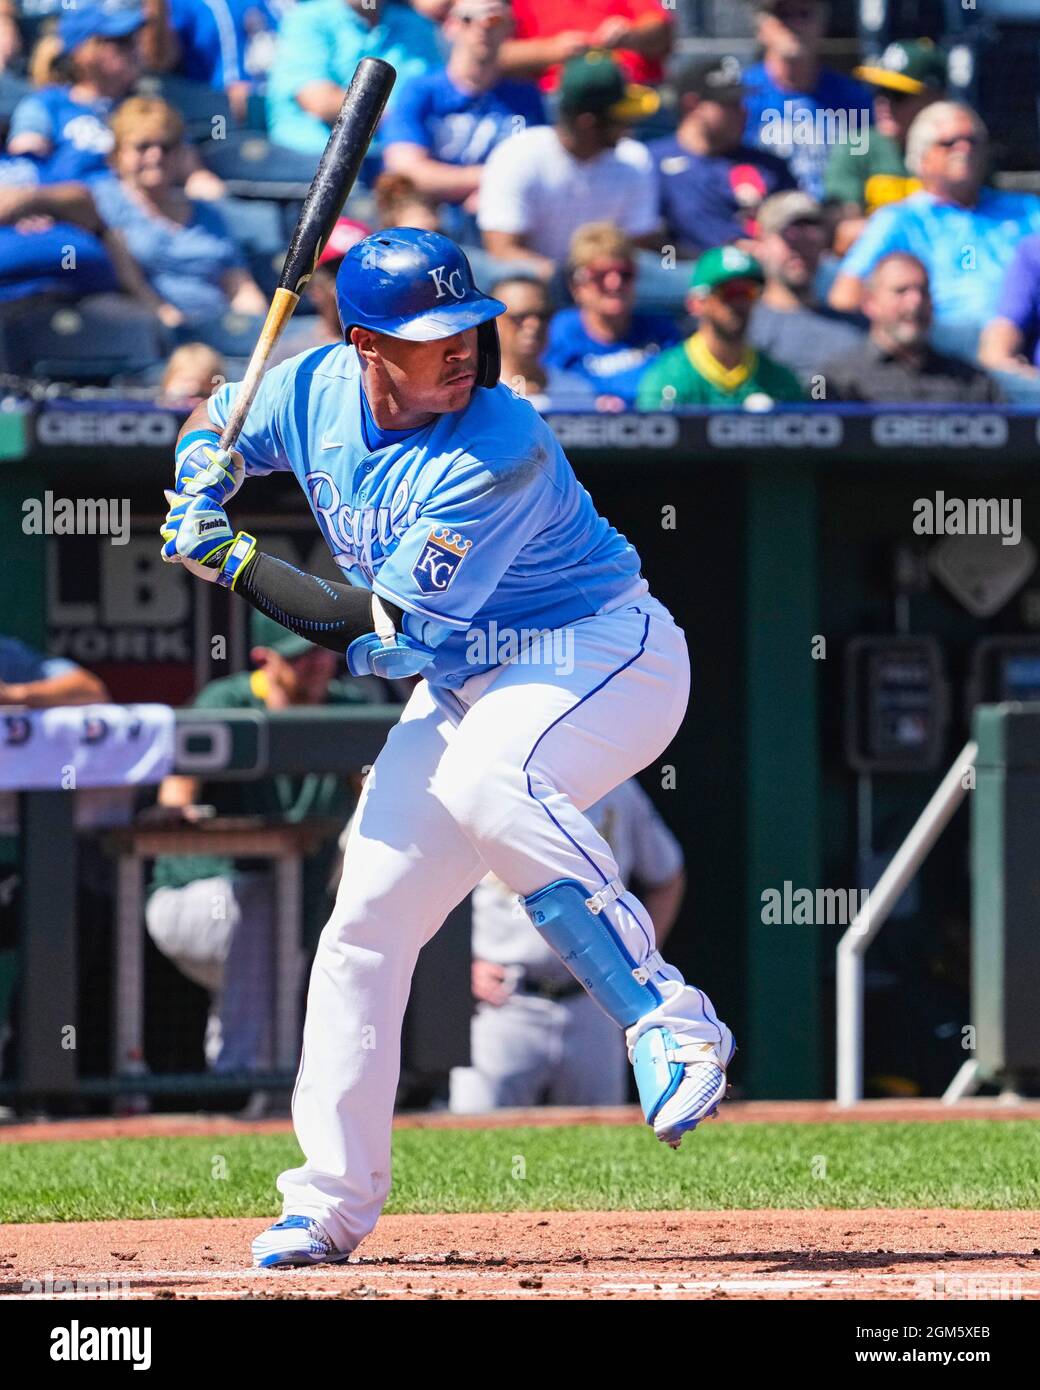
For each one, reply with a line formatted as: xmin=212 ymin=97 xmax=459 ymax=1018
xmin=276 ymin=593 xmax=729 ymax=1251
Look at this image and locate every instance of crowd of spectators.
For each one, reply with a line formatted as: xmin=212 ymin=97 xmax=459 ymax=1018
xmin=1 ymin=0 xmax=1038 ymax=407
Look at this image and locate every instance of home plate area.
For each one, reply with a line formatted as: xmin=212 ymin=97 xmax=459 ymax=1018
xmin=3 ymin=1210 xmax=1038 ymax=1301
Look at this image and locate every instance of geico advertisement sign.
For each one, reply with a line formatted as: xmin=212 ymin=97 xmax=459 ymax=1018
xmin=549 ymin=414 xmax=681 ymax=448
xmin=872 ymin=415 xmax=1008 ymax=447
xmin=707 ymin=413 xmax=844 ymax=447
xmin=37 ymin=410 xmax=179 ymax=448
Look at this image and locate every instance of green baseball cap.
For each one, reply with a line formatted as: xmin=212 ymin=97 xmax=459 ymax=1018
xmin=558 ymin=50 xmax=660 ymax=123
xmin=855 ymin=39 xmax=948 ymax=96
xmin=689 ymin=245 xmax=764 ymax=296
xmin=249 ymin=611 xmax=316 ymax=661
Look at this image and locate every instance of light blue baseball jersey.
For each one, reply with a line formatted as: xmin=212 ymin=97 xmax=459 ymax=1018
xmin=207 ymin=343 xmax=644 ymax=688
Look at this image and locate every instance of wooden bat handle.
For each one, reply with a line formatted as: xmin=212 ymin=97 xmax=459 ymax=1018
xmin=219 ymin=288 xmax=299 ymax=453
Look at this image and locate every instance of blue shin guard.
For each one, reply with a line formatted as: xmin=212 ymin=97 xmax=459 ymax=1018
xmin=523 ymin=878 xmax=684 ymax=1127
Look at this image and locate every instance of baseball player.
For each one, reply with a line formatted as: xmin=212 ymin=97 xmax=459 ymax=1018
xmin=160 ymin=228 xmax=735 ymax=1270
xmin=451 ymin=776 xmax=686 ymax=1111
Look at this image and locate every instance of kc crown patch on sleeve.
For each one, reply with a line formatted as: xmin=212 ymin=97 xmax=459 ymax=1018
xmin=411 ymin=528 xmax=473 ymax=595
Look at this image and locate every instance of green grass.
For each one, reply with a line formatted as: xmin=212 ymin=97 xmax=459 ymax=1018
xmin=2 ymin=1121 xmax=1039 ymax=1224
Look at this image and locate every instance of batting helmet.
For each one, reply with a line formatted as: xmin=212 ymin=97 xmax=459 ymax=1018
xmin=336 ymin=228 xmax=505 ymax=388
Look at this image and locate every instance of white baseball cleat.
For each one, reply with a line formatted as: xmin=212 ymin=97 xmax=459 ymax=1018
xmin=650 ymin=1029 xmax=736 ymax=1148
xmin=251 ymin=1215 xmax=351 ymax=1269
xmin=630 ymin=1022 xmax=736 ymax=1150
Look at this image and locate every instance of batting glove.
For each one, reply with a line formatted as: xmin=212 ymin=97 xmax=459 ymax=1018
xmin=174 ymin=430 xmax=245 ymax=504
xmin=160 ymin=489 xmax=239 ymax=581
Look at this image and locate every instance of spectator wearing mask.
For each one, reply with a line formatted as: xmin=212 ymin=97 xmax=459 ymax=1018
xmin=267 ymin=0 xmax=441 ymax=157
xmin=89 ymin=96 xmax=267 ymax=327
xmin=829 ymin=104 xmax=1040 ymax=340
xmin=493 ymin=273 xmax=594 ymax=410
xmin=637 ymin=245 xmax=803 ymax=409
xmin=827 ymin=252 xmax=1003 ymax=404
xmin=145 ymin=619 xmax=374 ymax=1079
xmin=165 ymin=0 xmax=283 ymax=122
xmin=825 ymin=38 xmax=947 ymax=255
xmin=499 ymin=0 xmax=672 ymax=91
xmin=741 ymin=0 xmax=871 ymax=201
xmin=749 ymin=190 xmax=863 ymax=386
xmin=649 ymin=56 xmax=795 ymax=259
xmin=7 ymin=0 xmax=149 ymax=181
xmin=977 ymin=234 xmax=1040 ymax=382
xmin=449 ymin=777 xmax=684 ymax=1113
xmin=268 ymin=214 xmax=369 ymax=366
xmin=478 ymin=50 xmax=660 ymax=279
xmin=383 ymin=0 xmax=545 ymax=217
xmin=545 ymin=222 xmax=679 ymax=407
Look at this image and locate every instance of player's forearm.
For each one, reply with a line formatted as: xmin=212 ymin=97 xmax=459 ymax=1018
xmin=235 ymin=550 xmax=381 ymax=656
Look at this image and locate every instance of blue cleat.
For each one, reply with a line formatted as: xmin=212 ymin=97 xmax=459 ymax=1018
xmin=251 ymin=1215 xmax=352 ymax=1269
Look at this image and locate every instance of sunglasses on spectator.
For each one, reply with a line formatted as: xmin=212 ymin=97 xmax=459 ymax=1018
xmin=715 ymin=280 xmax=761 ymax=303
xmin=504 ymin=309 xmax=551 ymax=324
xmin=934 ymin=134 xmax=982 ymax=150
xmin=128 ymin=138 xmax=178 ymax=154
xmin=575 ymin=263 xmax=636 ymax=286
xmin=775 ymin=3 xmax=819 ymax=21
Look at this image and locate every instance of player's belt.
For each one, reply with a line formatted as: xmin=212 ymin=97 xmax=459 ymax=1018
xmin=515 ymin=972 xmax=584 ymax=1001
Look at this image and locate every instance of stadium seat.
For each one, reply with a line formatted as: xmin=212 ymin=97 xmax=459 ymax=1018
xmin=135 ymin=74 xmax=233 ymax=143
xmin=0 ymin=293 xmax=166 ymax=380
xmin=197 ymin=132 xmax=320 ymax=199
xmin=0 ymin=72 xmax=31 ymax=141
xmin=172 ymin=311 xmax=266 ymax=358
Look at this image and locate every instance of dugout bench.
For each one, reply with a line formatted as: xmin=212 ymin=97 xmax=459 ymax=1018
xmin=2 ymin=703 xmax=483 ymax=1107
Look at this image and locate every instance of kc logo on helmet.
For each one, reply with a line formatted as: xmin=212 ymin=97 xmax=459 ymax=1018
xmin=427 ymin=265 xmax=466 ymax=300
xmin=412 ymin=528 xmax=473 ymax=594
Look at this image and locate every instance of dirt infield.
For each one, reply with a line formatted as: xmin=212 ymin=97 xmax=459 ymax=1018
xmin=3 ymin=1210 xmax=1038 ymax=1301
xmin=4 ymin=1101 xmax=1039 ymax=1300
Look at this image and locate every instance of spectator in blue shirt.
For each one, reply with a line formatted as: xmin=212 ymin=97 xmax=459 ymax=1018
xmin=741 ymin=0 xmax=871 ymax=200
xmin=89 ymin=95 xmax=267 ymax=326
xmin=493 ymin=273 xmax=594 ymax=411
xmin=7 ymin=0 xmax=148 ymax=181
xmin=979 ymin=234 xmax=1040 ymax=379
xmin=267 ymin=0 xmax=442 ymax=156
xmin=829 ymin=103 xmax=1040 ymax=340
xmin=383 ymin=0 xmax=545 ymax=218
xmin=649 ymin=55 xmax=796 ymax=259
xmin=0 ymin=154 xmax=120 ymax=303
xmin=545 ymin=221 xmax=679 ymax=406
xmin=166 ymin=0 xmax=283 ymax=121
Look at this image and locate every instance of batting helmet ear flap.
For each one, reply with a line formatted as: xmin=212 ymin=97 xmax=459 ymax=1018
xmin=476 ymin=318 xmax=500 ymax=388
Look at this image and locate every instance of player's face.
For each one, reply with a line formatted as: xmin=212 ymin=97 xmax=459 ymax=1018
xmin=362 ymin=327 xmax=481 ymax=416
